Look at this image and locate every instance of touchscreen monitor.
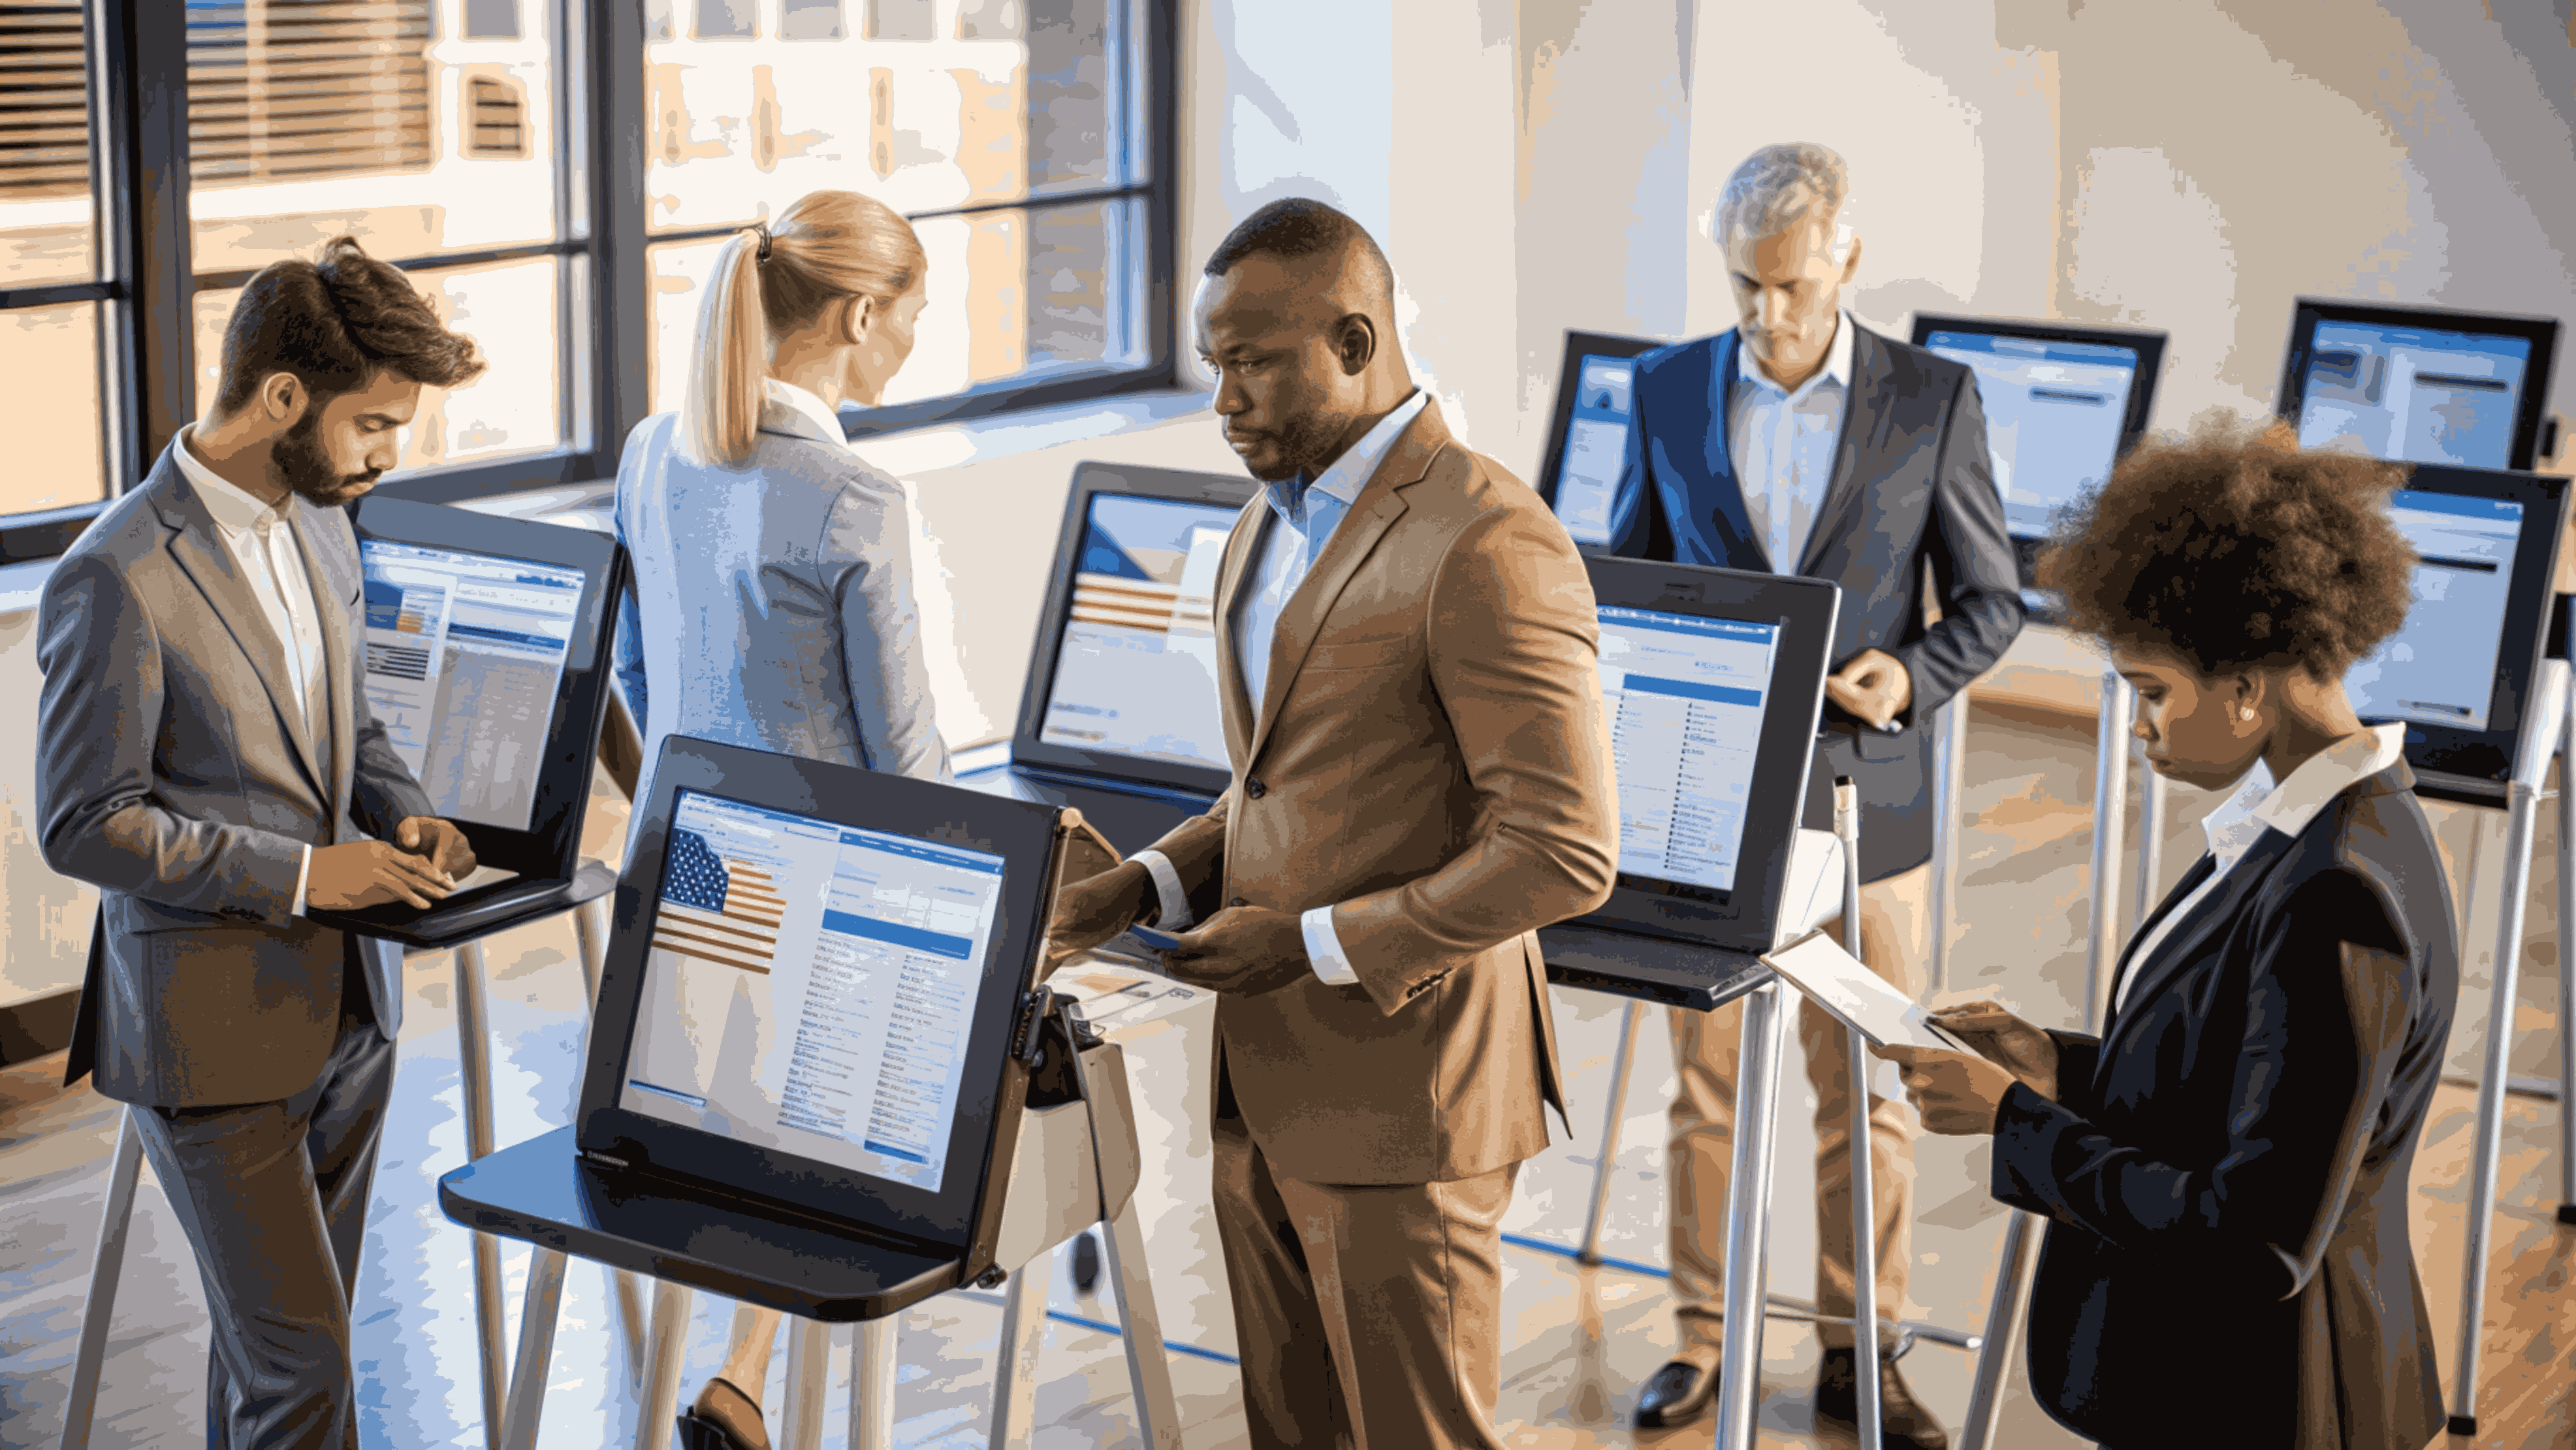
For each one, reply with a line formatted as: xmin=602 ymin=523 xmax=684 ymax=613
xmin=1036 ymin=492 xmax=1236 ymax=771
xmin=1919 ymin=329 xmax=2141 ymax=540
xmin=1597 ymin=605 xmax=1782 ymax=901
xmin=622 ymin=788 xmax=1009 ymax=1196
xmin=359 ymin=539 xmax=585 ymax=832
xmin=2294 ymin=320 xmax=2533 ymax=470
xmin=2344 ymin=489 xmax=2524 ymax=733
xmin=1553 ymin=353 xmax=1642 ymax=547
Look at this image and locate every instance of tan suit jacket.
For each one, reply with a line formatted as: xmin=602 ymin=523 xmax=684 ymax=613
xmin=1145 ymin=399 xmax=1617 ymax=1185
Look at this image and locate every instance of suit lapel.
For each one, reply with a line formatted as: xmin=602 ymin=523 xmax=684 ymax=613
xmin=156 ymin=464 xmax=331 ymax=803
xmin=1240 ymin=402 xmax=1443 ymax=767
xmin=1797 ymin=323 xmax=1894 ymax=578
xmin=1679 ymin=332 xmax=1766 ymax=571
xmin=293 ymin=500 xmax=357 ymax=841
xmin=2101 ymin=828 xmax=2300 ymax=1059
xmin=1211 ymin=498 xmax=1267 ymax=764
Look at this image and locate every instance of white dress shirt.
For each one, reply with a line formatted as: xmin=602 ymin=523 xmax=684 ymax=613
xmin=1132 ymin=389 xmax=1431 ymax=988
xmin=174 ymin=426 xmax=325 ymax=915
xmin=2110 ymin=724 xmax=2407 ymax=1015
xmin=1726 ymin=310 xmax=1856 ymax=575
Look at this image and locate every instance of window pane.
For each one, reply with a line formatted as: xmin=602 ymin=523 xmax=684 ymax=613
xmin=0 ymin=1 xmax=95 ymax=285
xmin=0 ymin=300 xmax=104 ymax=511
xmin=644 ymin=0 xmax=1139 ymax=233
xmin=646 ymin=235 xmax=725 ymax=417
xmin=193 ymin=257 xmax=562 ymax=466
xmin=186 ymin=1 xmax=559 ymax=275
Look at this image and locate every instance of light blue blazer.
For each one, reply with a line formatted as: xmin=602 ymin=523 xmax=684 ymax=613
xmin=611 ymin=398 xmax=951 ymax=803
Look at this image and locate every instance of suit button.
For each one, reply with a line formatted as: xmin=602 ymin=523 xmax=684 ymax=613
xmin=1245 ymin=778 xmax=1266 ymax=799
xmin=1229 ymin=896 xmax=1248 ymax=909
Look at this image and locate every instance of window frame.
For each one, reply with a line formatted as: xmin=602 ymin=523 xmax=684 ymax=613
xmin=1 ymin=0 xmax=1178 ymax=559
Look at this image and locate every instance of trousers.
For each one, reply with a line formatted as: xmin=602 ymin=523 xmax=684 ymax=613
xmin=1666 ymin=862 xmax=1930 ymax=1359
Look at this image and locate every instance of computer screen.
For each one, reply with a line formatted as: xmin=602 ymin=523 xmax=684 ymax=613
xmin=1551 ymin=353 xmax=1640 ymax=547
xmin=2344 ymin=489 xmax=2525 ymax=732
xmin=1597 ymin=605 xmax=1783 ymax=900
xmin=1038 ymin=492 xmax=1237 ymax=771
xmin=2293 ymin=319 xmax=2534 ymax=470
xmin=1920 ymin=328 xmax=2140 ymax=539
xmin=360 ymin=540 xmax=584 ymax=831
xmin=621 ymin=787 xmax=1008 ymax=1195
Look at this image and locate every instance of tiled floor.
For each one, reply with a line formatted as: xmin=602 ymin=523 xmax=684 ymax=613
xmin=4 ymin=701 xmax=2570 ymax=1448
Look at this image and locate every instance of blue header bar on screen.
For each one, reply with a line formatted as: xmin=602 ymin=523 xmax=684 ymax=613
xmin=1600 ymin=605 xmax=1779 ymax=643
xmin=1625 ymin=675 xmax=1763 ymax=707
xmin=836 ymin=830 xmax=1006 ymax=875
xmin=820 ymin=910 xmax=977 ymax=959
xmin=2391 ymin=489 xmax=2525 ymax=523
xmin=1923 ymin=329 xmax=2140 ymax=370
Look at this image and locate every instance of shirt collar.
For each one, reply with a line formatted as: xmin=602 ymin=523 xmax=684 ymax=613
xmin=765 ymin=378 xmax=851 ymax=449
xmin=1736 ymin=310 xmax=1855 ymax=402
xmin=2202 ymin=723 xmax=2407 ymax=863
xmin=1269 ymin=389 xmax=1430 ymax=520
xmin=175 ymin=424 xmax=291 ymax=534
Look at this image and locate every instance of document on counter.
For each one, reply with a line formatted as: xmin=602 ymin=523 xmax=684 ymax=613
xmin=1761 ymin=929 xmax=1973 ymax=1053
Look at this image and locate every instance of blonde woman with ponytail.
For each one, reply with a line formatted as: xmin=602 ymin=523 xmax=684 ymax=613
xmin=609 ymin=189 xmax=949 ymax=1450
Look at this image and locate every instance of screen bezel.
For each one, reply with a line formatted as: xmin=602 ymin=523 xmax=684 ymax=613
xmin=578 ymin=735 xmax=1060 ymax=1253
xmin=2274 ymin=297 xmax=2562 ymax=474
xmin=1534 ymin=330 xmax=1666 ymax=557
xmin=1568 ymin=559 xmax=1839 ymax=954
xmin=1907 ymin=313 xmax=2170 ymax=545
xmin=2353 ymin=464 xmax=2570 ymax=786
xmin=347 ymin=495 xmax=623 ymax=880
xmin=1010 ymin=461 xmax=1258 ymax=798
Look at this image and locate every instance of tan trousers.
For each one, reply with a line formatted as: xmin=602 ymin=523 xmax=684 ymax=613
xmin=1213 ymin=1112 xmax=1520 ymax=1450
xmin=1666 ymin=862 xmax=1931 ymax=1361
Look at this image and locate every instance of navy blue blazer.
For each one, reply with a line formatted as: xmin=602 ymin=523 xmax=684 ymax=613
xmin=1606 ymin=323 xmax=2023 ymax=880
xmin=1994 ymin=762 xmax=2454 ymax=1449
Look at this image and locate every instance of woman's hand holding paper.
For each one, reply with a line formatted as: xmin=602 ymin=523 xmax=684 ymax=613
xmin=1926 ymin=1000 xmax=2059 ymax=1101
xmin=1878 ymin=1045 xmax=2019 ymax=1136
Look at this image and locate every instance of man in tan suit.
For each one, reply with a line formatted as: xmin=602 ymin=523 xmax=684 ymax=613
xmin=1049 ymin=198 xmax=1617 ymax=1448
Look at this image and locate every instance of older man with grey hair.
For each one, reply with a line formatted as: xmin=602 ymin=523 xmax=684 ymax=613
xmin=1610 ymin=142 xmax=2023 ymax=1445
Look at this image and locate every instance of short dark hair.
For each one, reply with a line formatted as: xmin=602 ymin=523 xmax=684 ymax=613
xmin=1203 ymin=197 xmax=1391 ymax=287
xmin=212 ymin=236 xmax=486 ymax=417
xmin=2036 ymin=419 xmax=2418 ymax=680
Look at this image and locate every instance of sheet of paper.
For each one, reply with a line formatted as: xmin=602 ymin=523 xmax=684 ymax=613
xmin=1760 ymin=930 xmax=1972 ymax=1053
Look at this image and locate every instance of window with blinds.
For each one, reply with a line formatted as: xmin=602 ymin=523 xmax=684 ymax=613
xmin=0 ymin=4 xmax=88 ymax=199
xmin=185 ymin=0 xmax=435 ymax=187
xmin=464 ymin=74 xmax=526 ymax=157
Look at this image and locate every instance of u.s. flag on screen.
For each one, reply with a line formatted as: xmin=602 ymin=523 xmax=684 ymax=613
xmin=650 ymin=830 xmax=786 ymax=974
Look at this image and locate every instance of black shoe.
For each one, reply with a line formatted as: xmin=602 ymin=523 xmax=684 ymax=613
xmin=1816 ymin=1346 xmax=1950 ymax=1450
xmin=1633 ymin=1359 xmax=1719 ymax=1429
xmin=676 ymin=1377 xmax=771 ymax=1450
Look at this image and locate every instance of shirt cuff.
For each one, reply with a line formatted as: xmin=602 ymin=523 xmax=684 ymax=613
xmin=293 ymin=844 xmax=312 ymax=918
xmin=1301 ymin=905 xmax=1360 ymax=986
xmin=1129 ymin=849 xmax=1192 ymax=931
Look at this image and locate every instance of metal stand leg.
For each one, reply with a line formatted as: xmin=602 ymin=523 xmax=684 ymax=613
xmin=637 ymin=1280 xmax=695 ymax=1450
xmin=454 ymin=941 xmax=507 ymax=1450
xmin=2560 ymin=694 xmax=2576 ymax=1226
xmin=57 ymin=1107 xmax=144 ymax=1450
xmin=1103 ymin=1202 xmax=1185 ymax=1448
xmin=499 ymin=1248 xmax=567 ymax=1450
xmin=1578 ymin=1000 xmax=1644 ymax=1265
xmin=2084 ymin=671 xmax=2137 ymax=1029
xmin=1956 ymin=1212 xmax=2041 ymax=1450
xmin=850 ymin=1315 xmax=897 ymax=1450
xmin=1836 ymin=781 xmax=1882 ymax=1450
xmin=572 ymin=894 xmax=650 ymax=1387
xmin=779 ymin=1317 xmax=833 ymax=1450
xmin=1714 ymin=981 xmax=1789 ymax=1450
xmin=1929 ymin=696 xmax=1967 ymax=996
xmin=992 ymin=1251 xmax=1052 ymax=1444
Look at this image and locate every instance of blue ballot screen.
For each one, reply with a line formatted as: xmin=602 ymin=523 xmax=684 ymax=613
xmin=1552 ymin=353 xmax=1639 ymax=547
xmin=2344 ymin=489 xmax=2524 ymax=733
xmin=622 ymin=789 xmax=1008 ymax=1193
xmin=1596 ymin=605 xmax=1783 ymax=898
xmin=1922 ymin=329 xmax=2139 ymax=540
xmin=2296 ymin=321 xmax=2532 ymax=470
xmin=358 ymin=540 xmax=582 ymax=831
xmin=1042 ymin=493 xmax=1238 ymax=770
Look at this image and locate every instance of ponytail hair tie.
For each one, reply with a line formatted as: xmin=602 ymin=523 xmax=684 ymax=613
xmin=754 ymin=224 xmax=774 ymax=263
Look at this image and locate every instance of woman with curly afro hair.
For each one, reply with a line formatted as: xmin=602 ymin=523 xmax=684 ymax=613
xmin=1879 ymin=420 xmax=2457 ymax=1450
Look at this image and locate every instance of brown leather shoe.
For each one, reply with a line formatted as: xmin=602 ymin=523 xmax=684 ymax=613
xmin=675 ymin=1377 xmax=771 ymax=1450
xmin=1816 ymin=1346 xmax=1949 ymax=1450
xmin=1633 ymin=1358 xmax=1721 ymax=1429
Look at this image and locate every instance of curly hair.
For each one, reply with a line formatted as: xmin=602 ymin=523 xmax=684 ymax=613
xmin=212 ymin=236 xmax=486 ymax=416
xmin=2035 ymin=419 xmax=2419 ymax=680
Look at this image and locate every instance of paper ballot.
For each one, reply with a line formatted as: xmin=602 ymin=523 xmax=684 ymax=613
xmin=1761 ymin=930 xmax=1973 ymax=1053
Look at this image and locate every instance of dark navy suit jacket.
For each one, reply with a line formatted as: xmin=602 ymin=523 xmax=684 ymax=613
xmin=1606 ymin=323 xmax=2023 ymax=880
xmin=1994 ymin=762 xmax=2454 ymax=1449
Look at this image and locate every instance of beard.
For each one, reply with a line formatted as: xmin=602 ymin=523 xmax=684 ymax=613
xmin=270 ymin=408 xmax=381 ymax=507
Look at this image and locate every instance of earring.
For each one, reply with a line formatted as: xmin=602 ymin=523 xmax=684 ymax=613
xmin=2239 ymin=706 xmax=2254 ymax=722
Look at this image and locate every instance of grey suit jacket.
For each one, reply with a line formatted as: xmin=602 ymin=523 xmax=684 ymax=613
xmin=611 ymin=400 xmax=949 ymax=792
xmin=38 ymin=442 xmax=436 ymax=1108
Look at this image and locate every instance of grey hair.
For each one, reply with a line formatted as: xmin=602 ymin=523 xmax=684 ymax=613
xmin=1712 ymin=142 xmax=1856 ymax=264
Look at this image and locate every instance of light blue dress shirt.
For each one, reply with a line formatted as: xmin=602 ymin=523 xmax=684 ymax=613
xmin=1726 ymin=309 xmax=1855 ymax=574
xmin=1132 ymin=389 xmax=1429 ymax=987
